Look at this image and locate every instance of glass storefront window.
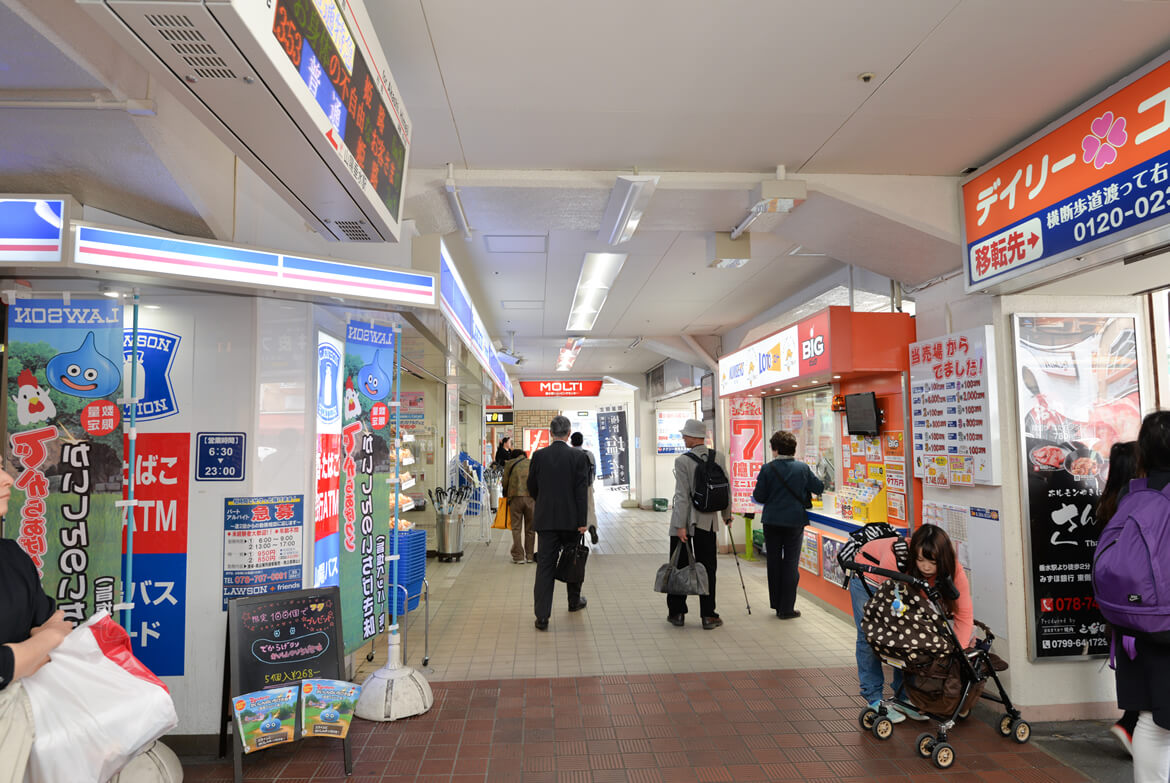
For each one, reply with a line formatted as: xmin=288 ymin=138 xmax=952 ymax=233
xmin=766 ymin=387 xmax=837 ymax=492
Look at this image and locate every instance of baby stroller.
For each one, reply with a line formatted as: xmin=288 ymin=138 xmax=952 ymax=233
xmin=846 ymin=560 xmax=1030 ymax=769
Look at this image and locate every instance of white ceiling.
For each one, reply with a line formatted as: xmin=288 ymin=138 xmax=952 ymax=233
xmin=3 ymin=0 xmax=1170 ymax=378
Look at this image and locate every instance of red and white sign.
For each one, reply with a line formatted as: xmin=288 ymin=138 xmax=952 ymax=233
xmin=519 ymin=380 xmax=604 ymax=397
xmin=719 ymin=310 xmax=832 ymax=396
xmin=729 ymin=396 xmax=765 ymax=514
xmin=523 ymin=428 xmax=551 ymax=454
xmin=122 ymin=432 xmax=190 ymax=554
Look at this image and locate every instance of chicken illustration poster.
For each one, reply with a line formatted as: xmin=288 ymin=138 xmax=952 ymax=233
xmin=5 ymin=298 xmax=124 ymax=624
xmin=338 ymin=320 xmax=395 ymax=654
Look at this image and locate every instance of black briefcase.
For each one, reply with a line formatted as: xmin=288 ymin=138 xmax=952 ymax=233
xmin=554 ymin=534 xmax=589 ymax=583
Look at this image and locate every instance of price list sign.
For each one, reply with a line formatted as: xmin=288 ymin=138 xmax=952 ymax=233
xmin=909 ymin=326 xmax=1000 ymax=485
xmin=223 ymin=495 xmax=305 ymax=608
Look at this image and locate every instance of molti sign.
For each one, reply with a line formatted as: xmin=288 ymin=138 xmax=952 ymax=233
xmin=518 ymin=380 xmax=604 ymax=397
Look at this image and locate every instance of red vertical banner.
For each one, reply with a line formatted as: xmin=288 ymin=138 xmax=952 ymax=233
xmin=122 ymin=431 xmax=190 ymax=675
xmin=729 ymin=396 xmax=765 ymax=514
xmin=313 ymin=432 xmax=342 ymax=587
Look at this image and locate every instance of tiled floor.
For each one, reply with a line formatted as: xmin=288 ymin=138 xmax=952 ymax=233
xmin=185 ymin=494 xmax=1099 ymax=781
xmin=357 ymin=492 xmax=856 ymax=682
xmin=187 ymin=669 xmax=1090 ymax=782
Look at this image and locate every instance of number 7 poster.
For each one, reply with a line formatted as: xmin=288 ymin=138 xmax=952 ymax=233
xmin=729 ymin=396 xmax=764 ymax=514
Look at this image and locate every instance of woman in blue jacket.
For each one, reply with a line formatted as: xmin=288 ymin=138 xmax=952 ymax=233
xmin=752 ymin=430 xmax=824 ymax=619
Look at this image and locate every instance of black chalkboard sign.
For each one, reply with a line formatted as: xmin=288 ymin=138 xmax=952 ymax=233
xmin=224 ymin=587 xmax=351 ymax=782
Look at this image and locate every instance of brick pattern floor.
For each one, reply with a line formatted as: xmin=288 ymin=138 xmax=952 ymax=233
xmin=184 ymin=667 xmax=1088 ymax=782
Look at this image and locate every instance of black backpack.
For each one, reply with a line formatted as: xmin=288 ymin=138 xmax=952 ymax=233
xmin=684 ymin=450 xmax=730 ymax=512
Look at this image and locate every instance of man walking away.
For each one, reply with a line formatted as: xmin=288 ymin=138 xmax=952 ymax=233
xmin=668 ymin=419 xmax=733 ymax=629
xmin=570 ymin=431 xmax=599 ymax=543
xmin=528 ymin=415 xmax=591 ymax=630
xmin=501 ymin=449 xmax=535 ymax=564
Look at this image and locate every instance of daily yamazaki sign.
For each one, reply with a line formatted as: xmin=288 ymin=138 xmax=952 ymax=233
xmin=518 ymin=380 xmax=604 ymax=397
xmin=963 ymin=54 xmax=1170 ymax=291
xmin=719 ymin=310 xmax=832 ymax=396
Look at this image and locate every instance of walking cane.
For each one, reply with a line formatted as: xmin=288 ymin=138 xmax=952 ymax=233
xmin=726 ymin=520 xmax=752 ymax=615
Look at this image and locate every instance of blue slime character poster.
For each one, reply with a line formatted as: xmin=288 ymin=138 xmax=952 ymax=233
xmin=5 ymin=299 xmax=124 ymax=624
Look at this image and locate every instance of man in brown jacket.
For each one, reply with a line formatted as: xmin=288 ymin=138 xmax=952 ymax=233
xmin=501 ymin=449 xmax=535 ymax=564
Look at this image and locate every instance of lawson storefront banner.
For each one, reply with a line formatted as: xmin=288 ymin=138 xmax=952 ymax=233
xmin=5 ymin=298 xmax=126 ymax=646
xmin=314 ymin=331 xmax=344 ymax=589
xmin=438 ymin=242 xmax=513 ymax=401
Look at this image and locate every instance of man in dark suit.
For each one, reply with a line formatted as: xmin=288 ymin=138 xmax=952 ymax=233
xmin=527 ymin=415 xmax=591 ymax=630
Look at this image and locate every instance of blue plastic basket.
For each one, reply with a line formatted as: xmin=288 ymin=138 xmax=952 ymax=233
xmin=391 ymin=578 xmax=423 ymax=613
xmin=391 ymin=528 xmax=427 ymax=584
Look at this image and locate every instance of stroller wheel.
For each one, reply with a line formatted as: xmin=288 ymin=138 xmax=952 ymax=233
xmin=931 ymin=742 xmax=955 ymax=769
xmin=915 ymin=732 xmax=936 ymax=758
xmin=858 ymin=707 xmax=878 ymax=731
xmin=872 ymin=716 xmax=895 ymax=740
xmin=997 ymin=714 xmax=1014 ymax=737
xmin=1010 ymin=718 xmax=1032 ymax=744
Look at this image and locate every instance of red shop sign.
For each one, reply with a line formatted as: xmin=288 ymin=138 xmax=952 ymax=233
xmin=518 ymin=380 xmax=604 ymax=397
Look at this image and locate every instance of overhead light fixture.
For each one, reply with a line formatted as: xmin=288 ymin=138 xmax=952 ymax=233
xmin=626 ymin=336 xmax=643 ymax=352
xmin=598 ymin=175 xmax=658 ymax=245
xmin=566 ymin=252 xmax=627 ymax=331
xmin=788 ymin=244 xmax=828 ymax=257
xmin=556 ymin=337 xmax=585 ymax=372
xmin=730 ymin=177 xmax=808 ymax=240
xmin=444 ymin=163 xmax=473 ymax=241
xmin=709 ymin=232 xmax=751 ymax=269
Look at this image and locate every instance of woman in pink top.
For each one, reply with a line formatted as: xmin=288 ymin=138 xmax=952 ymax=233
xmin=878 ymin=524 xmax=974 ymax=648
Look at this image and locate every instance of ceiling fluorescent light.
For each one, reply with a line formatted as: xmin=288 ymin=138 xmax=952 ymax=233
xmin=598 ymin=175 xmax=659 ymax=245
xmin=566 ymin=252 xmax=627 ymax=331
xmin=444 ymin=163 xmax=473 ymax=241
xmin=708 ymin=232 xmax=751 ymax=269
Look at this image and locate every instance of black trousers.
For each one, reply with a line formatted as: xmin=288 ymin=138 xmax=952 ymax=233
xmin=764 ymin=524 xmax=804 ymax=613
xmin=667 ymin=527 xmax=717 ymax=618
xmin=533 ymin=530 xmax=584 ymax=619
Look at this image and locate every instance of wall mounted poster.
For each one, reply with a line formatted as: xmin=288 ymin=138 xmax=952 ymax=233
xmin=910 ymin=326 xmax=999 ymax=484
xmin=1014 ymin=314 xmax=1141 ymax=659
xmin=729 ymin=396 xmax=764 ymax=514
xmin=596 ymin=408 xmax=630 ymax=489
xmin=340 ymin=321 xmax=395 ymax=654
xmin=5 ymin=298 xmax=124 ymax=626
xmin=656 ymin=409 xmax=691 ymax=455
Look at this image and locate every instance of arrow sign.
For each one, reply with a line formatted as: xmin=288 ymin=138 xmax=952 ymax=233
xmin=326 ymin=128 xmax=340 ymax=151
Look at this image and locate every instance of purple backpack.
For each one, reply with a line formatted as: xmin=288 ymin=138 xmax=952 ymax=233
xmin=1093 ymin=478 xmax=1170 ymax=641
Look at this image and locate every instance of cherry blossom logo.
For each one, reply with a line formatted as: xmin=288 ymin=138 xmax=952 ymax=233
xmin=1082 ymin=111 xmax=1127 ymax=170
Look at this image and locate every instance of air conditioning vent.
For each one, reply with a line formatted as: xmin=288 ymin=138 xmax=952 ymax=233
xmin=334 ymin=220 xmax=374 ymax=241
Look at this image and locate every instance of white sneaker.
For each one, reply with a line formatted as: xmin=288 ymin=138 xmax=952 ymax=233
xmin=869 ymin=700 xmax=905 ymax=724
xmin=512 ymin=558 xmax=525 ymax=564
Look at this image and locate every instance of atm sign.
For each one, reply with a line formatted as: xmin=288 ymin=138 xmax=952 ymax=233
xmin=519 ymin=380 xmax=604 ymax=397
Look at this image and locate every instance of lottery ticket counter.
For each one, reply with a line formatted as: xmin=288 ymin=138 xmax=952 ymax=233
xmin=718 ymin=306 xmax=919 ymax=616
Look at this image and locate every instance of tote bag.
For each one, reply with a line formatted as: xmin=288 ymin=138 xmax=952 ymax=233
xmin=492 ymin=497 xmax=511 ymax=529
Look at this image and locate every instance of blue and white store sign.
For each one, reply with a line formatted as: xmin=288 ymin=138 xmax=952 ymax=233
xmin=0 ymin=198 xmax=65 ymax=262
xmin=317 ymin=340 xmax=342 ymax=425
xmin=438 ymin=241 xmax=513 ymax=401
xmin=124 ymin=328 xmax=181 ymax=421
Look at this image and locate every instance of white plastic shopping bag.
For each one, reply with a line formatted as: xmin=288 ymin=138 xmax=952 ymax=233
xmin=21 ymin=611 xmax=178 ymax=783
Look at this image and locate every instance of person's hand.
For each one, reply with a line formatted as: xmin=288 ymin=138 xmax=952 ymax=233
xmin=30 ymin=610 xmax=71 ymax=646
xmin=723 ymin=516 xmax=733 ymax=526
xmin=578 ymin=526 xmax=587 ymax=534
xmin=677 ymin=528 xmax=688 ymax=542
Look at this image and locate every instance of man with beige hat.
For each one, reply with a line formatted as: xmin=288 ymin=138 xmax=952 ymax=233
xmin=667 ymin=418 xmax=733 ymax=629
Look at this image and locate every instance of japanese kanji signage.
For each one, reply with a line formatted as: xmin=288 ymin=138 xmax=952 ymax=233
xmin=729 ymin=396 xmax=764 ymax=514
xmin=1014 ymin=314 xmax=1142 ymax=659
xmin=223 ymin=494 xmax=305 ymax=609
xmin=595 ymin=408 xmax=630 ymax=489
xmin=196 ymin=432 xmax=246 ymax=481
xmin=964 ymin=55 xmax=1170 ymax=291
xmin=5 ymin=298 xmax=123 ymax=636
xmin=123 ymin=432 xmax=190 ymax=675
xmin=656 ymin=410 xmax=692 ymax=455
xmin=909 ymin=326 xmax=1000 ymax=485
xmin=339 ymin=320 xmax=394 ymax=654
xmin=314 ymin=331 xmax=344 ymax=588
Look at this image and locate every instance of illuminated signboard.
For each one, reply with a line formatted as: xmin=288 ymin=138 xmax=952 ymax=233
xmin=272 ymin=0 xmax=407 ymax=219
xmin=0 ymin=199 xmax=65 ymax=262
xmin=963 ymin=54 xmax=1170 ymax=291
xmin=485 ymin=410 xmax=513 ymax=425
xmin=518 ymin=380 xmax=604 ymax=398
xmin=718 ymin=310 xmax=832 ymax=396
xmin=438 ymin=241 xmax=513 ymax=401
xmin=73 ymin=225 xmax=435 ymax=307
